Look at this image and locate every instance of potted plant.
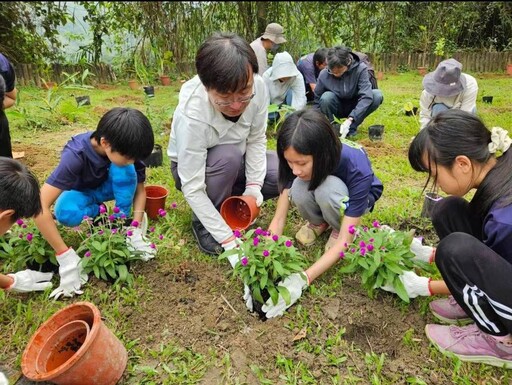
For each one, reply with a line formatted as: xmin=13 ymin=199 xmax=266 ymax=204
xmin=220 ymin=228 xmax=308 ymax=320
xmin=157 ymin=50 xmax=174 ymax=86
xmin=134 ymin=54 xmax=154 ymax=97
xmin=76 ymin=204 xmax=158 ymax=286
xmin=339 ymin=221 xmax=434 ymax=303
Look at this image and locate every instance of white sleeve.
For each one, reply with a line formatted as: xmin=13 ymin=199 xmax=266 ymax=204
xmin=290 ymin=74 xmax=307 ymax=111
xmin=419 ymin=90 xmax=433 ymax=130
xmin=459 ymin=74 xmax=478 ymax=113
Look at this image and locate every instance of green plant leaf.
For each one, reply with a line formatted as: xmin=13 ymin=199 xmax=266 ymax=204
xmin=277 ymin=285 xmax=291 ymax=306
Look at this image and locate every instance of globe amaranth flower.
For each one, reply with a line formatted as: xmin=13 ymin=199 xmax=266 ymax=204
xmin=372 ymin=220 xmax=380 ymax=228
xmin=360 ymin=248 xmax=367 ymax=256
xmin=149 ymin=227 xmax=155 ymax=233
xmin=85 ymin=251 xmax=92 ymax=257
xmin=171 ymin=202 xmax=177 ymax=209
xmin=113 ymin=206 xmax=120 ymax=214
xmin=111 ymin=228 xmax=118 ymax=234
xmin=158 ymin=234 xmax=164 ymax=240
xmin=367 ymin=244 xmax=374 ymax=252
xmin=158 ymin=208 xmax=167 ymax=217
xmin=16 ymin=219 xmax=24 ymax=226
xmin=99 ymin=204 xmax=107 ymax=214
xmin=131 ymin=220 xmax=139 ymax=227
xmin=359 ymin=241 xmax=366 ymax=248
xmin=98 ymin=230 xmax=104 ymax=235
xmin=241 ymin=256 xmax=248 ymax=266
xmin=150 ymin=243 xmax=156 ymax=249
xmin=255 ymin=228 xmax=264 ymax=236
xmin=285 ymin=240 xmax=293 ymax=247
xmin=369 ymin=238 xmax=374 ymax=243
xmin=108 ymin=215 xmax=116 ymax=222
xmin=263 ymin=250 xmax=270 ymax=257
xmin=253 ymin=237 xmax=260 ymax=246
xmin=339 ymin=251 xmax=345 ymax=259
xmin=272 ymin=234 xmax=279 ymax=242
xmin=233 ymin=230 xmax=242 ymax=238
xmin=26 ymin=233 xmax=33 ymax=242
xmin=126 ymin=230 xmax=133 ymax=237
xmin=348 ymin=225 xmax=356 ymax=235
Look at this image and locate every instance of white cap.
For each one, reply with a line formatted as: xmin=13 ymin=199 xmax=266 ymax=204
xmin=269 ymin=52 xmax=300 ymax=81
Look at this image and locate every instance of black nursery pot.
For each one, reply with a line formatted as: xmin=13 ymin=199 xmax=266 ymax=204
xmin=252 ymin=289 xmax=271 ymax=321
xmin=482 ymin=96 xmax=493 ymax=104
xmin=421 ymin=192 xmax=443 ymax=219
xmin=75 ymin=95 xmax=91 ymax=106
xmin=26 ymin=259 xmax=59 ymax=274
xmin=143 ymin=86 xmax=155 ymax=97
xmin=368 ymin=124 xmax=384 ymax=141
xmin=143 ymin=144 xmax=163 ymax=168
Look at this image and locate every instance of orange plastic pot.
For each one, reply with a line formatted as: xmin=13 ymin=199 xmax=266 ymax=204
xmin=220 ymin=195 xmax=260 ymax=231
xmin=145 ymin=184 xmax=169 ymax=220
xmin=22 ymin=302 xmax=127 ymax=385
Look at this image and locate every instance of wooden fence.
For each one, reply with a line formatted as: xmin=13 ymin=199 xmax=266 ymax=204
xmin=12 ymin=51 xmax=512 ymax=86
xmin=368 ymin=51 xmax=512 ymax=73
xmin=13 ymin=63 xmax=117 ymax=87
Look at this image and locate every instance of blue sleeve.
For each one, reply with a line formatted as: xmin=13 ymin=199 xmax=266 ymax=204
xmin=345 ymin=174 xmax=374 ymax=217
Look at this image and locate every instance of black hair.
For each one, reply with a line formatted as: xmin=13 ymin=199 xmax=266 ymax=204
xmin=408 ymin=109 xmax=512 ymax=217
xmin=277 ymin=109 xmax=340 ymax=192
xmin=91 ymin=107 xmax=154 ymax=160
xmin=0 ymin=157 xmax=42 ymax=221
xmin=0 ymin=74 xmax=5 ymax=111
xmin=327 ymin=46 xmax=353 ymax=69
xmin=313 ymin=47 xmax=328 ymax=79
xmin=195 ymin=32 xmax=258 ymax=94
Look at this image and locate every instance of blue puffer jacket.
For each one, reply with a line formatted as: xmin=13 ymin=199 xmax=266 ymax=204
xmin=314 ymin=52 xmax=374 ymax=123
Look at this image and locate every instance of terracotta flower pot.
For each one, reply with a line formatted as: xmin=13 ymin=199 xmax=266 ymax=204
xmin=220 ymin=195 xmax=260 ymax=231
xmin=417 ymin=66 xmax=428 ymax=76
xmin=35 ymin=320 xmax=90 ymax=374
xmin=507 ymin=63 xmax=512 ymax=76
xmin=160 ymin=75 xmax=171 ymax=86
xmin=128 ymin=80 xmax=138 ymax=90
xmin=22 ymin=301 xmax=127 ymax=385
xmin=145 ymin=185 xmax=169 ymax=220
xmin=377 ymin=71 xmax=384 ymax=81
xmin=42 ymin=81 xmax=56 ymax=90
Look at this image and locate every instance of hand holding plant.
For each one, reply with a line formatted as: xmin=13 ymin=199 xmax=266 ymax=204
xmin=339 ymin=221 xmax=434 ymax=303
xmin=219 ymin=228 xmax=308 ymax=315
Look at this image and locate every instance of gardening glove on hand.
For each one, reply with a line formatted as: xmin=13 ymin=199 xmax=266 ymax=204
xmin=7 ymin=270 xmax=53 ymax=293
xmin=243 ymin=184 xmax=264 ymax=207
xmin=339 ymin=119 xmax=352 ymax=139
xmin=0 ymin=371 xmax=7 ymax=385
xmin=126 ymin=227 xmax=156 ymax=261
xmin=50 ymin=247 xmax=87 ymax=300
xmin=410 ymin=237 xmax=435 ymax=263
xmin=379 ymin=270 xmax=432 ymax=299
xmin=261 ymin=272 xmax=309 ymax=318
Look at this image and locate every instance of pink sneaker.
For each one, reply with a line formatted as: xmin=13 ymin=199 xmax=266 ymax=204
xmin=425 ymin=323 xmax=512 ymax=369
xmin=429 ymin=296 xmax=473 ymax=325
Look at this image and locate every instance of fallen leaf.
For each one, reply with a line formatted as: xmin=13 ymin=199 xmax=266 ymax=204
xmin=292 ymin=327 xmax=307 ymax=342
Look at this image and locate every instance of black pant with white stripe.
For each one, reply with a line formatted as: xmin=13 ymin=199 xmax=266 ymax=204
xmin=432 ymin=196 xmax=512 ymax=336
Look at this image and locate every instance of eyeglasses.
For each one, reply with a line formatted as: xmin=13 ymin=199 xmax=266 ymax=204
xmin=328 ymin=68 xmax=346 ymax=77
xmin=213 ymin=92 xmax=256 ymax=107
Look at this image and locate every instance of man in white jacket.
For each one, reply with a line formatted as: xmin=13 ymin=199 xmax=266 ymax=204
xmin=263 ymin=51 xmax=306 ymax=122
xmin=168 ymin=32 xmax=279 ymax=256
xmin=419 ymin=58 xmax=478 ymax=129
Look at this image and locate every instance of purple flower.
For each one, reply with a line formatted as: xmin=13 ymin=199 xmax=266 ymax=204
xmin=253 ymin=237 xmax=259 ymax=246
xmin=363 ymin=226 xmax=368 ymax=232
xmin=348 ymin=225 xmax=356 ymax=235
xmin=126 ymin=230 xmax=133 ymax=237
xmin=150 ymin=243 xmax=156 ymax=249
xmin=367 ymin=244 xmax=374 ymax=251
xmin=98 ymin=230 xmax=104 ymax=235
xmin=16 ymin=219 xmax=24 ymax=226
xmin=339 ymin=251 xmax=345 ymax=259
xmin=22 ymin=224 xmax=27 ymax=229
xmin=99 ymin=205 xmax=107 ymax=214
xmin=171 ymin=202 xmax=177 ymax=209
xmin=111 ymin=228 xmax=118 ymax=234
xmin=131 ymin=220 xmax=139 ymax=227
xmin=263 ymin=250 xmax=270 ymax=257
xmin=18 ymin=234 xmax=23 ymax=239
xmin=113 ymin=206 xmax=120 ymax=213
xmin=272 ymin=234 xmax=279 ymax=242
xmin=344 ymin=242 xmax=348 ymax=247
xmin=233 ymin=230 xmax=242 ymax=238
xmin=158 ymin=208 xmax=167 ymax=217
xmin=85 ymin=251 xmax=92 ymax=257
xmin=360 ymin=248 xmax=366 ymax=256
xmin=108 ymin=215 xmax=116 ymax=222
xmin=359 ymin=241 xmax=366 ymax=248
xmin=26 ymin=233 xmax=33 ymax=242
xmin=241 ymin=256 xmax=248 ymax=266
xmin=255 ymin=228 xmax=264 ymax=236
xmin=149 ymin=227 xmax=155 ymax=233
xmin=372 ymin=220 xmax=380 ymax=228
xmin=159 ymin=234 xmax=164 ymax=240
xmin=369 ymin=238 xmax=374 ymax=243
xmin=285 ymin=240 xmax=293 ymax=247
xmin=120 ymin=214 xmax=127 ymax=219
xmin=350 ymin=248 xmax=356 ymax=253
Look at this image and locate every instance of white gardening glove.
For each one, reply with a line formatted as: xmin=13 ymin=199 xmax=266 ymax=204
xmin=49 ymin=247 xmax=87 ymax=300
xmin=126 ymin=227 xmax=156 ymax=261
xmin=380 ymin=270 xmax=431 ymax=299
xmin=261 ymin=272 xmax=309 ymax=318
xmin=242 ymin=184 xmax=263 ymax=207
xmin=0 ymin=371 xmax=7 ymax=385
xmin=6 ymin=270 xmax=53 ymax=293
xmin=380 ymin=225 xmax=434 ymax=263
xmin=339 ymin=119 xmax=352 ymax=139
xmin=410 ymin=237 xmax=435 ymax=263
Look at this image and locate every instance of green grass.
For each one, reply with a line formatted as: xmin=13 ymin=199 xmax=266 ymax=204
xmin=1 ymin=72 xmax=512 ymax=384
